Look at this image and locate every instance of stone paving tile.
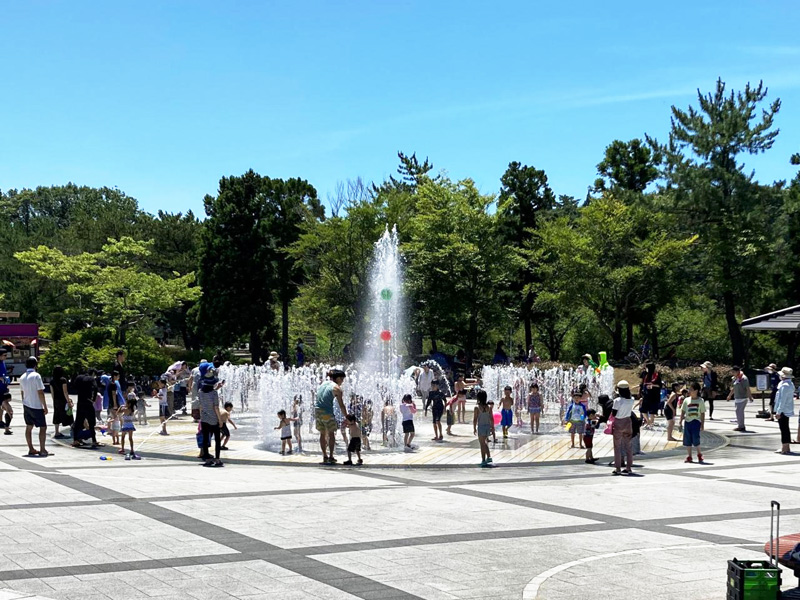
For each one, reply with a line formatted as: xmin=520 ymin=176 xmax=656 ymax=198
xmin=0 ymin=504 xmax=237 ymax=571
xmin=0 ymin=472 xmax=95 ymax=507
xmin=457 ymin=471 xmax=800 ymax=522
xmin=156 ymin=486 xmax=598 ymax=550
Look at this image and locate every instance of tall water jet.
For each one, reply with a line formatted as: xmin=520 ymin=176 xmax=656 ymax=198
xmin=358 ymin=225 xmax=404 ymax=375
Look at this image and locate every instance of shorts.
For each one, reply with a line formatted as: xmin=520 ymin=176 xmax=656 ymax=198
xmin=121 ymin=424 xmax=135 ymax=432
xmin=221 ymin=424 xmax=230 ymax=438
xmin=683 ymin=419 xmax=701 ymax=447
xmin=402 ymin=420 xmax=414 ymax=434
xmin=432 ymin=408 xmax=443 ymax=423
xmin=280 ymin=435 xmax=292 ymax=441
xmin=529 ymin=407 xmax=541 ymax=414
xmin=501 ymin=409 xmax=513 ymax=427
xmin=477 ymin=424 xmax=492 ymax=437
xmin=23 ymin=406 xmax=46 ymax=428
xmin=664 ymin=406 xmax=674 ymax=421
xmin=315 ymin=412 xmax=338 ymax=433
xmin=159 ymin=405 xmax=171 ymax=419
xmin=348 ymin=437 xmax=362 ymax=453
xmin=583 ymin=434 xmax=594 ymax=449
xmin=570 ymin=421 xmax=585 ymax=435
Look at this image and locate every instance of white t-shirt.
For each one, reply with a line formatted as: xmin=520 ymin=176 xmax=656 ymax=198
xmin=417 ymin=369 xmax=434 ymax=392
xmin=399 ymin=403 xmax=414 ymax=422
xmin=612 ymin=396 xmax=635 ymax=419
xmin=20 ymin=369 xmax=45 ymax=409
xmin=158 ymin=388 xmax=168 ymax=407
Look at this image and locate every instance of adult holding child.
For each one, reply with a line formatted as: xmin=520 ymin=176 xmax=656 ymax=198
xmin=315 ymin=369 xmax=347 ymax=465
xmin=773 ymin=367 xmax=795 ymax=455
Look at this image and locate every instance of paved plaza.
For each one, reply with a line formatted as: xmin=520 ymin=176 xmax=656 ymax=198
xmin=0 ymin=393 xmax=799 ymax=600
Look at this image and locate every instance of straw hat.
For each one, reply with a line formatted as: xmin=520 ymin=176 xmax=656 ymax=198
xmin=765 ymin=363 xmax=778 ymax=372
xmin=617 ymin=380 xmax=630 ymax=389
xmin=779 ymin=367 xmax=793 ymax=379
xmin=701 ymin=361 xmax=713 ymax=369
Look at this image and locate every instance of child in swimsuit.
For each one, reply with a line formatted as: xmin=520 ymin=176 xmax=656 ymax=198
xmin=275 ymin=410 xmax=296 ymax=455
xmin=528 ymin=383 xmax=542 ymax=433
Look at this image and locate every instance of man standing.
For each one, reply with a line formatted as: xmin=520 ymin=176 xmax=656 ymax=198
xmin=20 ymin=357 xmax=48 ymax=457
xmin=0 ymin=348 xmax=12 ymax=434
xmin=417 ymin=364 xmax=433 ymax=405
xmin=114 ymin=350 xmax=127 ymax=393
xmin=190 ymin=359 xmax=207 ymax=422
xmin=765 ymin=363 xmax=779 ymax=421
xmin=701 ymin=361 xmax=718 ymax=420
xmin=315 ymin=369 xmax=347 ymax=465
xmin=727 ymin=365 xmax=754 ymax=432
xmin=73 ymin=368 xmax=99 ymax=448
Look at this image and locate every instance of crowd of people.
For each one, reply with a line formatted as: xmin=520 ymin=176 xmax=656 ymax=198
xmin=1 ymin=346 xmax=797 ymax=471
xmin=0 ymin=350 xmax=237 ymax=467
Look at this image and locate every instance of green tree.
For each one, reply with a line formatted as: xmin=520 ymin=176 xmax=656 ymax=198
xmin=593 ymin=139 xmax=661 ymax=194
xmin=536 ymin=194 xmax=696 ymax=359
xmin=15 ymin=237 xmax=200 ymax=345
xmin=497 ymin=162 xmax=556 ymax=352
xmin=404 ymin=176 xmax=514 ymax=371
xmin=650 ymin=78 xmax=782 ymax=364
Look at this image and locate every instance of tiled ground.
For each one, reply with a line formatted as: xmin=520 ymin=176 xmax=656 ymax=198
xmin=1 ymin=389 xmax=798 ymax=600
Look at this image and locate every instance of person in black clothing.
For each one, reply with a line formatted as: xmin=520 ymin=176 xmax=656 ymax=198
xmin=639 ymin=363 xmax=662 ymax=427
xmin=425 ymin=380 xmax=446 ymax=441
xmin=701 ymin=361 xmax=718 ymax=420
xmin=114 ymin=350 xmax=127 ymax=394
xmin=596 ymin=394 xmax=614 ymax=424
xmin=73 ymin=368 xmax=99 ymax=447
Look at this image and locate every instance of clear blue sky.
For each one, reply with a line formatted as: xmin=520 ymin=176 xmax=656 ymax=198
xmin=1 ymin=0 xmax=799 ymax=216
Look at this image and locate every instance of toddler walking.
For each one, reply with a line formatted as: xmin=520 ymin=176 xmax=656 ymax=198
xmin=399 ymin=394 xmax=416 ymax=451
xmin=119 ymin=399 xmax=140 ymax=459
xmin=343 ymin=414 xmax=363 ymax=465
xmin=275 ymin=409 xmax=297 ymax=455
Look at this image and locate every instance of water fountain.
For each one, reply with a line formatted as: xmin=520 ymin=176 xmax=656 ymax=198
xmin=216 ymin=225 xmax=615 ymax=454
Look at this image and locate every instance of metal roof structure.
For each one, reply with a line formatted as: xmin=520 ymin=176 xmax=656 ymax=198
xmin=742 ymin=304 xmax=800 ymax=331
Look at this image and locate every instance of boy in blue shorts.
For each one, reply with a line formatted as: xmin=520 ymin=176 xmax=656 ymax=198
xmin=681 ymin=382 xmax=706 ymax=463
xmin=499 ymin=385 xmax=514 ymax=438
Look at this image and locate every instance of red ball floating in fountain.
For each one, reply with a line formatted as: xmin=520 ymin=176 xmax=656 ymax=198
xmin=379 ymin=330 xmax=392 ymax=342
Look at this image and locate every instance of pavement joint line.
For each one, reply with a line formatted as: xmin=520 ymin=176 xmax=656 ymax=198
xmin=0 ymin=452 xmax=425 ymax=600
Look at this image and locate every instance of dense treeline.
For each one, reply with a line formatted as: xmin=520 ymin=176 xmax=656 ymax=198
xmin=1 ymin=79 xmax=798 ymax=373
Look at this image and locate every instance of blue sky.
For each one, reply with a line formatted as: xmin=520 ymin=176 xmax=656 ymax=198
xmin=1 ymin=0 xmax=799 ymax=216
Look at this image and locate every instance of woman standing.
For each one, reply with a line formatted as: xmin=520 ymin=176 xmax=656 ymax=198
xmin=50 ymin=366 xmax=73 ymax=439
xmin=639 ymin=363 xmax=662 ymax=428
xmin=611 ymin=381 xmax=635 ymax=476
xmin=774 ymin=368 xmax=795 ymax=455
xmin=454 ymin=374 xmax=467 ymax=424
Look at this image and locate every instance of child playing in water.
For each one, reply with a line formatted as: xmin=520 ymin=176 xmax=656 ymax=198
xmin=275 ymin=409 xmax=296 ymax=455
xmin=425 ymin=380 xmax=446 ymax=441
xmin=487 ymin=400 xmax=498 ymax=444
xmin=158 ymin=379 xmax=170 ymax=436
xmin=361 ymin=399 xmax=373 ymax=450
xmin=564 ymin=391 xmax=587 ymax=449
xmin=528 ymin=383 xmax=542 ymax=433
xmin=381 ymin=399 xmax=397 ymax=447
xmin=498 ymin=385 xmax=514 ymax=438
xmin=445 ymin=395 xmax=457 ymax=436
xmin=119 ymin=397 xmax=140 ymax=459
xmin=399 ymin=394 xmax=416 ymax=451
xmin=473 ymin=390 xmax=493 ymax=467
xmin=584 ymin=409 xmax=598 ymax=464
xmin=108 ymin=413 xmax=120 ymax=445
xmin=136 ymin=387 xmax=151 ymax=426
xmin=343 ymin=413 xmax=363 ymax=465
xmin=291 ymin=395 xmax=303 ymax=452
xmin=220 ymin=401 xmax=237 ymax=450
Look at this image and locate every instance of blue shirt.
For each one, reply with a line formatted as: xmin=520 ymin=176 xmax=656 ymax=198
xmin=315 ymin=381 xmax=335 ymax=415
xmin=774 ymin=379 xmax=795 ymax=417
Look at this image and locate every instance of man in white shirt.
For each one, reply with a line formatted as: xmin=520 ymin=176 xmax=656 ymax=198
xmin=417 ymin=364 xmax=434 ymax=403
xmin=20 ymin=357 xmax=49 ymax=457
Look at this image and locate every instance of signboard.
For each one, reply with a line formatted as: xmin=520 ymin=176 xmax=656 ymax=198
xmin=303 ymin=334 xmax=317 ymax=347
xmin=756 ymin=374 xmax=769 ymax=391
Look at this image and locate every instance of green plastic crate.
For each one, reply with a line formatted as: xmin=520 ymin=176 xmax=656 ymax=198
xmin=727 ymin=559 xmax=781 ymax=600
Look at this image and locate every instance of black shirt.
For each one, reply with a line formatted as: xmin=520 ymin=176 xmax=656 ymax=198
xmin=114 ymin=361 xmax=126 ymax=392
xmin=426 ymin=390 xmax=446 ymax=412
xmin=74 ymin=374 xmax=97 ymax=407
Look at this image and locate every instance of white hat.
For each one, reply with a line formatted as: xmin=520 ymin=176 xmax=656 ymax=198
xmin=268 ymin=351 xmax=279 ymax=360
xmin=701 ymin=361 xmax=713 ymax=369
xmin=779 ymin=367 xmax=793 ymax=379
xmin=766 ymin=363 xmax=778 ymax=372
xmin=617 ymin=380 xmax=630 ymax=389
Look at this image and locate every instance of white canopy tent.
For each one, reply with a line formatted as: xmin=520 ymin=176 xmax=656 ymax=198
xmin=742 ymin=305 xmax=800 ymax=331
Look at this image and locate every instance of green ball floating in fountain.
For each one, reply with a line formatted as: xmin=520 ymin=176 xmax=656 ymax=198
xmin=380 ymin=288 xmax=393 ymax=301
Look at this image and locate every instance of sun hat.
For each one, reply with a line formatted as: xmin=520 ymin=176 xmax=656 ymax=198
xmin=701 ymin=361 xmax=713 ymax=369
xmin=268 ymin=351 xmax=279 ymax=360
xmin=779 ymin=367 xmax=793 ymax=379
xmin=582 ymin=353 xmax=592 ymax=360
xmin=766 ymin=363 xmax=778 ymax=372
xmin=617 ymin=380 xmax=630 ymax=389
